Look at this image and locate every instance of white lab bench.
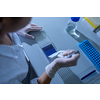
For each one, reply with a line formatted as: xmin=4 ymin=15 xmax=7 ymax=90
xmin=18 ymin=17 xmax=100 ymax=84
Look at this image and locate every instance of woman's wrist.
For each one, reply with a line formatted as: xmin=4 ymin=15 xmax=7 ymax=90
xmin=45 ymin=60 xmax=58 ymax=79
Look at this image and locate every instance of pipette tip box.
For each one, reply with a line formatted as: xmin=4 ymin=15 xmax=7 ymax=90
xmin=79 ymin=40 xmax=100 ymax=71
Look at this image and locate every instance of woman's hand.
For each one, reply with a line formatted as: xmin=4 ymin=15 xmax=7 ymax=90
xmin=24 ymin=23 xmax=42 ymax=33
xmin=55 ymin=49 xmax=80 ymax=68
xmin=45 ymin=49 xmax=80 ymax=79
xmin=16 ymin=23 xmax=42 ymax=39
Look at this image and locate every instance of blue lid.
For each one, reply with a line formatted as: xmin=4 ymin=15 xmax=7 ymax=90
xmin=71 ymin=17 xmax=80 ymax=22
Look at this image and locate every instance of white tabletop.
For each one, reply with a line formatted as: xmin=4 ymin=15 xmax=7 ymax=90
xmin=19 ymin=17 xmax=100 ymax=84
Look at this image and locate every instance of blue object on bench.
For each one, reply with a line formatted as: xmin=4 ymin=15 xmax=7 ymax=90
xmin=42 ymin=44 xmax=57 ymax=59
xmin=79 ymin=40 xmax=100 ymax=71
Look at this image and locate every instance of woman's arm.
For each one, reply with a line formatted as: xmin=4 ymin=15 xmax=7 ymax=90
xmin=37 ymin=71 xmax=51 ymax=84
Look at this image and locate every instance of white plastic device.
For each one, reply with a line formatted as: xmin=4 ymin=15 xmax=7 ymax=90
xmin=48 ymin=50 xmax=65 ymax=60
xmin=48 ymin=50 xmax=80 ymax=60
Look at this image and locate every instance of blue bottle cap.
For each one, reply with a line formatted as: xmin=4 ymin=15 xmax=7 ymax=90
xmin=71 ymin=17 xmax=80 ymax=22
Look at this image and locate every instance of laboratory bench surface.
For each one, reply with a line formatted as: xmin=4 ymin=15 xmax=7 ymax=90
xmin=18 ymin=17 xmax=100 ymax=84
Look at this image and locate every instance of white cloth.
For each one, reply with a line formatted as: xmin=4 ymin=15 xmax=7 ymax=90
xmin=0 ymin=32 xmax=38 ymax=84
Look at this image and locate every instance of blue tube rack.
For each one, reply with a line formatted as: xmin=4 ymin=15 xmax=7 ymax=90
xmin=79 ymin=40 xmax=100 ymax=71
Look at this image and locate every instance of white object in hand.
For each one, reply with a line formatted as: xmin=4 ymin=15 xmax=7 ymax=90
xmin=58 ymin=51 xmax=80 ymax=58
xmin=48 ymin=50 xmax=65 ymax=60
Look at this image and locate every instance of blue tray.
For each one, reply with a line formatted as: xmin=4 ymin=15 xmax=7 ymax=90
xmin=79 ymin=40 xmax=100 ymax=71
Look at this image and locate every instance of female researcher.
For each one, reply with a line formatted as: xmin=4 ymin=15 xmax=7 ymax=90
xmin=0 ymin=17 xmax=80 ymax=84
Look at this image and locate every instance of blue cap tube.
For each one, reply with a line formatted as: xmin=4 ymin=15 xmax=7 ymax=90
xmin=71 ymin=17 xmax=80 ymax=22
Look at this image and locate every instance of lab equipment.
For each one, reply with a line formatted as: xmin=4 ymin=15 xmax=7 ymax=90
xmin=82 ymin=17 xmax=100 ymax=46
xmin=79 ymin=40 xmax=100 ymax=71
xmin=81 ymin=70 xmax=96 ymax=80
xmin=57 ymin=50 xmax=80 ymax=58
xmin=78 ymin=65 xmax=100 ymax=84
xmin=66 ymin=17 xmax=80 ymax=38
xmin=48 ymin=50 xmax=65 ymax=60
xmin=48 ymin=50 xmax=80 ymax=60
xmin=42 ymin=44 xmax=56 ymax=59
xmin=84 ymin=17 xmax=100 ymax=33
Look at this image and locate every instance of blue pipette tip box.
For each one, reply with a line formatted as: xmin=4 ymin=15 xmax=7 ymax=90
xmin=79 ymin=40 xmax=100 ymax=71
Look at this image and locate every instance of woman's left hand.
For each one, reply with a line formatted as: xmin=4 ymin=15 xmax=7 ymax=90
xmin=16 ymin=23 xmax=42 ymax=39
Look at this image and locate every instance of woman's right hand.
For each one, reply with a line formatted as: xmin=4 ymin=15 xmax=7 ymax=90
xmin=54 ymin=49 xmax=80 ymax=68
xmin=45 ymin=49 xmax=80 ymax=79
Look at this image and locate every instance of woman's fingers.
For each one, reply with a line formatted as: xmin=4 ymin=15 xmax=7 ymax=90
xmin=26 ymin=27 xmax=42 ymax=32
xmin=25 ymin=23 xmax=42 ymax=32
xmin=62 ymin=53 xmax=80 ymax=67
xmin=17 ymin=31 xmax=35 ymax=39
xmin=31 ymin=26 xmax=42 ymax=30
xmin=63 ymin=49 xmax=75 ymax=56
xmin=29 ymin=23 xmax=37 ymax=26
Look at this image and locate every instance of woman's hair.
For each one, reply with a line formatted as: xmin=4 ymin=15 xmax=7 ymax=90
xmin=11 ymin=17 xmax=22 ymax=21
xmin=0 ymin=17 xmax=22 ymax=22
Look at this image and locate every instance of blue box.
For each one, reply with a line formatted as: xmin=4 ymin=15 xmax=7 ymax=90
xmin=79 ymin=40 xmax=100 ymax=71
